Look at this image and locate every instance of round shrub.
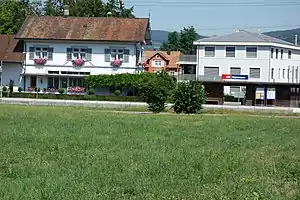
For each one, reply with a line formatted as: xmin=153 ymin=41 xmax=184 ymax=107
xmin=35 ymin=87 xmax=40 ymax=92
xmin=2 ymin=86 xmax=7 ymax=91
xmin=43 ymin=88 xmax=47 ymax=92
xmin=18 ymin=87 xmax=22 ymax=92
xmin=172 ymin=81 xmax=206 ymax=114
xmin=114 ymin=90 xmax=121 ymax=96
xmin=58 ymin=88 xmax=64 ymax=94
xmin=88 ymin=89 xmax=95 ymax=95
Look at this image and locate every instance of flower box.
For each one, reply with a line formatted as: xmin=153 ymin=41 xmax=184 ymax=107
xmin=72 ymin=59 xmax=85 ymax=66
xmin=27 ymin=87 xmax=34 ymax=92
xmin=46 ymin=88 xmax=57 ymax=93
xmin=111 ymin=59 xmax=122 ymax=67
xmin=34 ymin=58 xmax=47 ymax=65
xmin=67 ymin=86 xmax=85 ymax=93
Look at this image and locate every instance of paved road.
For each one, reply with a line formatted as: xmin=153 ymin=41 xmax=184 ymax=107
xmin=1 ymin=97 xmax=300 ymax=113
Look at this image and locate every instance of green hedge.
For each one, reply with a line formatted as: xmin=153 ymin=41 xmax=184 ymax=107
xmin=10 ymin=92 xmax=143 ymax=102
xmin=84 ymin=72 xmax=177 ymax=89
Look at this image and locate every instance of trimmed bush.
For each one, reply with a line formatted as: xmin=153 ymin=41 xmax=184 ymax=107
xmin=58 ymin=88 xmax=64 ymax=94
xmin=35 ymin=87 xmax=41 ymax=92
xmin=172 ymin=81 xmax=206 ymax=114
xmin=2 ymin=86 xmax=7 ymax=92
xmin=88 ymin=89 xmax=95 ymax=95
xmin=18 ymin=87 xmax=22 ymax=92
xmin=114 ymin=90 xmax=121 ymax=96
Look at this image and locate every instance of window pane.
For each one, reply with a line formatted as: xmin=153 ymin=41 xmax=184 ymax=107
xmin=54 ymin=77 xmax=59 ymax=89
xmin=47 ymin=77 xmax=54 ymax=88
xmin=246 ymin=47 xmax=257 ymax=58
xmin=249 ymin=68 xmax=260 ymax=78
xmin=78 ymin=78 xmax=83 ymax=87
xmin=204 ymin=47 xmax=215 ymax=57
xmin=42 ymin=52 xmax=48 ymax=58
xmin=61 ymin=78 xmax=67 ymax=88
xmin=118 ymin=54 xmax=123 ymax=60
xmin=35 ymin=52 xmax=41 ymax=58
xmin=226 ymin=47 xmax=235 ymax=57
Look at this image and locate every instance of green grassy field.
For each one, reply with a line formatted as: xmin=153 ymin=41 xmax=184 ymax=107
xmin=0 ymin=105 xmax=299 ymax=199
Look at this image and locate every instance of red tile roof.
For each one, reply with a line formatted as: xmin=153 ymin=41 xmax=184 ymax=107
xmin=16 ymin=16 xmax=151 ymax=42
xmin=0 ymin=35 xmax=24 ymax=62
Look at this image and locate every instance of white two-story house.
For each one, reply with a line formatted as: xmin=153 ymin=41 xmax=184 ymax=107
xmin=15 ymin=15 xmax=151 ymax=91
xmin=193 ymin=30 xmax=300 ymax=95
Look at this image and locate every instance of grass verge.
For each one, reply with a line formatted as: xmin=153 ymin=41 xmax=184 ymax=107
xmin=0 ymin=105 xmax=299 ymax=199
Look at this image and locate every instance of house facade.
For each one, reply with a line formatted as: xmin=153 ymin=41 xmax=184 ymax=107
xmin=0 ymin=35 xmax=24 ymax=92
xmin=193 ymin=30 xmax=300 ymax=95
xmin=15 ymin=16 xmax=151 ymax=92
xmin=143 ymin=50 xmax=181 ymax=75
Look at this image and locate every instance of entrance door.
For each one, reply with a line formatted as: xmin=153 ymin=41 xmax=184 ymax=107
xmin=30 ymin=76 xmax=37 ymax=87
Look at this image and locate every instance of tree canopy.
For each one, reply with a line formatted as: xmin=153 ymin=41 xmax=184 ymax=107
xmin=0 ymin=0 xmax=135 ymax=35
xmin=161 ymin=26 xmax=199 ymax=54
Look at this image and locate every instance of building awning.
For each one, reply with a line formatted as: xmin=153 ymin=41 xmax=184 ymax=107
xmin=22 ymin=73 xmax=89 ymax=77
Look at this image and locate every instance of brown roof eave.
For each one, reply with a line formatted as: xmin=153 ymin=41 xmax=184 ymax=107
xmin=13 ymin=37 xmax=143 ymax=43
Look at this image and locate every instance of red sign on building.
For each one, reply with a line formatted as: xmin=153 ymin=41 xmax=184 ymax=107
xmin=221 ymin=74 xmax=232 ymax=79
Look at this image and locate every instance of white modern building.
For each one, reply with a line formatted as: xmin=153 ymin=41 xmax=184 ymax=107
xmin=193 ymin=30 xmax=300 ymax=95
xmin=13 ymin=15 xmax=151 ymax=91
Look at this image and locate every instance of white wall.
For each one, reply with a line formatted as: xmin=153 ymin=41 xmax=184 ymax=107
xmin=197 ymin=44 xmax=300 ymax=95
xmin=24 ymin=41 xmax=138 ymax=75
xmin=1 ymin=62 xmax=24 ymax=89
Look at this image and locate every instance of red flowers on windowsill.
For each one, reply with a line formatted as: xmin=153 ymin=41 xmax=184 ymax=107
xmin=72 ymin=59 xmax=85 ymax=66
xmin=34 ymin=58 xmax=47 ymax=65
xmin=67 ymin=86 xmax=85 ymax=93
xmin=111 ymin=59 xmax=122 ymax=67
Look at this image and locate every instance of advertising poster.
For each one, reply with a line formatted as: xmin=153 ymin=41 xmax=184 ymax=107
xmin=267 ymin=88 xmax=276 ymax=100
xmin=255 ymin=88 xmax=265 ymax=100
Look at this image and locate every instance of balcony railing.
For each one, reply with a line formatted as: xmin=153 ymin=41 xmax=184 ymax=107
xmin=178 ymin=55 xmax=197 ymax=63
xmin=176 ymin=74 xmax=197 ymax=81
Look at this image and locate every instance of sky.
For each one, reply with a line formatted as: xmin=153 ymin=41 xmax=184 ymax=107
xmin=125 ymin=0 xmax=300 ymax=36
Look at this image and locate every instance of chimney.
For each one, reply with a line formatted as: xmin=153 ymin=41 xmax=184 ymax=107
xmin=167 ymin=50 xmax=171 ymax=55
xmin=295 ymin=35 xmax=298 ymax=45
xmin=64 ymin=5 xmax=69 ymax=17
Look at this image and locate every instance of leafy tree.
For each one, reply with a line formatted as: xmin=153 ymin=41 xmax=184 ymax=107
xmin=172 ymin=81 xmax=206 ymax=114
xmin=161 ymin=26 xmax=198 ymax=54
xmin=138 ymin=71 xmax=176 ymax=113
xmin=179 ymin=26 xmax=198 ymax=54
xmin=0 ymin=0 xmax=135 ymax=35
xmin=161 ymin=31 xmax=180 ymax=51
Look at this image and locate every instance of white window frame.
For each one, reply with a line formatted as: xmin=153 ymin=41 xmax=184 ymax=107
xmin=246 ymin=47 xmax=257 ymax=58
xmin=110 ymin=49 xmax=124 ymax=61
xmin=35 ymin=47 xmax=48 ymax=59
xmin=225 ymin=46 xmax=235 ymax=57
xmin=153 ymin=60 xmax=163 ymax=67
xmin=204 ymin=46 xmax=215 ymax=57
xmin=72 ymin=48 xmax=87 ymax=60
